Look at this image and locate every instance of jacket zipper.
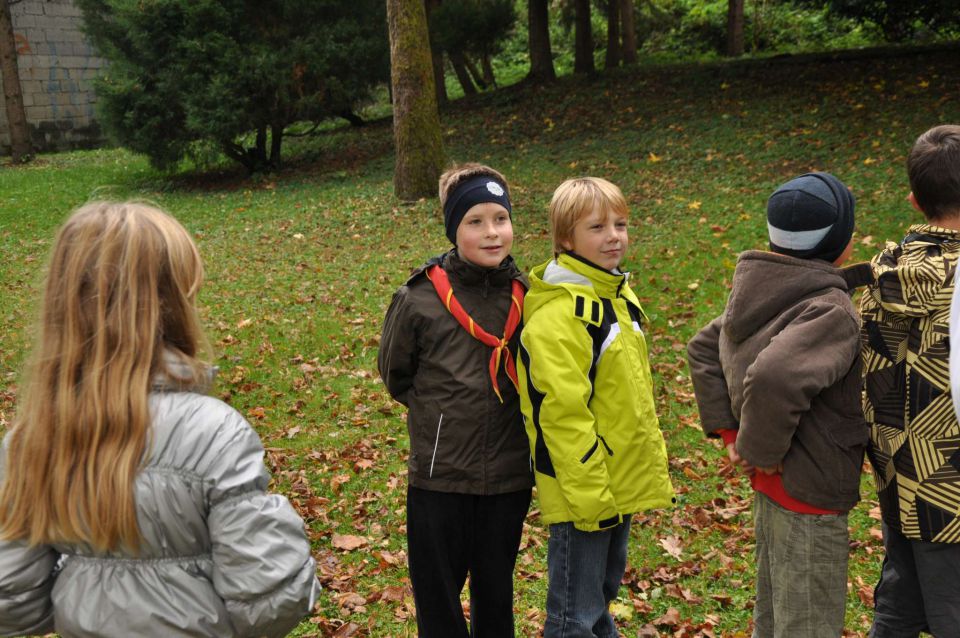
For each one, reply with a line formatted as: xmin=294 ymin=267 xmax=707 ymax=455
xmin=598 ymin=434 xmax=614 ymax=456
xmin=429 ymin=413 xmax=443 ymax=478
xmin=580 ymin=440 xmax=599 ymax=463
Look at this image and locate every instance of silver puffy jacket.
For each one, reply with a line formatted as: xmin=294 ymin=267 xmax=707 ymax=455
xmin=0 ymin=369 xmax=320 ymax=637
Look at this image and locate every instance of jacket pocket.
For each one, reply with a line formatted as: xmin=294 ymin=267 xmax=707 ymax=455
xmin=406 ymin=396 xmax=440 ymax=477
xmin=825 ymin=417 xmax=869 ymax=450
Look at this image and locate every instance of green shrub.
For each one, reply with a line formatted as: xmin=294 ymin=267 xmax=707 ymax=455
xmin=79 ymin=0 xmax=389 ymax=172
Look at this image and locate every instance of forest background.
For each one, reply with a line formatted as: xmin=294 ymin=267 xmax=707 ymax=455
xmin=2 ymin=0 xmax=960 ymax=636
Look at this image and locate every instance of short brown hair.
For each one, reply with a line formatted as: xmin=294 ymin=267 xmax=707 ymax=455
xmin=549 ymin=177 xmax=629 ymax=256
xmin=439 ymin=163 xmax=510 ymax=208
xmin=907 ymin=124 xmax=960 ymax=221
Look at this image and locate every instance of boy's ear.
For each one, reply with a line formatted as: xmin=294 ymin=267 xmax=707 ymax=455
xmin=908 ymin=192 xmax=924 ymax=213
xmin=560 ymin=237 xmax=573 ymax=251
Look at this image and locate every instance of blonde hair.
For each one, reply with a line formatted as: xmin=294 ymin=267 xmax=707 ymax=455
xmin=549 ymin=177 xmax=629 ymax=256
xmin=0 ymin=201 xmax=209 ymax=552
xmin=438 ymin=162 xmax=511 ymax=207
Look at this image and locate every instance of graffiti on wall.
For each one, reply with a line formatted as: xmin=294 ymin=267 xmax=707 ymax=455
xmin=15 ymin=33 xmax=30 ymax=54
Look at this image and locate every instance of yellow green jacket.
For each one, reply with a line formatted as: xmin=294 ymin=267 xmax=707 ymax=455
xmin=517 ymin=253 xmax=675 ymax=531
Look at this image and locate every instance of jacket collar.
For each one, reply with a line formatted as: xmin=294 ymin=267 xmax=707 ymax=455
xmin=445 ymin=248 xmax=520 ymax=287
xmin=151 ymin=349 xmax=214 ymax=393
xmin=407 ymin=248 xmax=524 ymax=291
xmin=905 ymin=223 xmax=960 ymax=243
xmin=547 ymin=252 xmax=628 ymax=298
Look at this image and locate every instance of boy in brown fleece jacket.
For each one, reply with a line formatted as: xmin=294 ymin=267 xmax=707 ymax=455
xmin=687 ymin=172 xmax=873 ymax=637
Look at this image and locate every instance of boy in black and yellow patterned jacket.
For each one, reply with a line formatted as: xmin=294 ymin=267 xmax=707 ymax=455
xmin=860 ymin=124 xmax=960 ymax=637
xmin=517 ymin=177 xmax=674 ymax=638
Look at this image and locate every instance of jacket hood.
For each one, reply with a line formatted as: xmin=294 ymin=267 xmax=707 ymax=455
xmin=723 ymin=250 xmax=870 ymax=343
xmin=862 ymin=223 xmax=960 ymax=313
xmin=525 ymin=253 xmax=634 ymax=318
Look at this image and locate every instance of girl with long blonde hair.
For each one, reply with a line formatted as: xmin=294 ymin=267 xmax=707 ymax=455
xmin=0 ymin=202 xmax=319 ymax=637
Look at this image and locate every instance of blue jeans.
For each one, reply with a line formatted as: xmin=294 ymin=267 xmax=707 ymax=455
xmin=544 ymin=519 xmax=631 ymax=638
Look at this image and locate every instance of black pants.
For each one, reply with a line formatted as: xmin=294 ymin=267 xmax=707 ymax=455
xmin=406 ymin=485 xmax=532 ymax=638
xmin=871 ymin=522 xmax=960 ymax=638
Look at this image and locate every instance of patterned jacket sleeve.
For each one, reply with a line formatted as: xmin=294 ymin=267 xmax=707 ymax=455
xmin=205 ymin=413 xmax=320 ymax=638
xmin=0 ymin=439 xmax=58 ymax=637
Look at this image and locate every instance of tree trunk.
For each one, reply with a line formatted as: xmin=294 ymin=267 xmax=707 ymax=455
xmin=480 ymin=53 xmax=496 ymax=88
xmin=605 ymin=0 xmax=621 ymax=69
xmin=387 ymin=0 xmax=445 ymax=200
xmin=432 ymin=49 xmax=448 ymax=105
xmin=424 ymin=0 xmax=447 ymax=106
xmin=620 ymin=0 xmax=637 ymax=64
xmin=463 ymin=53 xmax=487 ymax=90
xmin=526 ymin=0 xmax=555 ymax=82
xmin=269 ymin=123 xmax=283 ymax=168
xmin=726 ymin=0 xmax=744 ymax=57
xmin=254 ymin=125 xmax=268 ymax=168
xmin=574 ymin=0 xmax=594 ymax=75
xmin=0 ymin=0 xmax=32 ymax=162
xmin=448 ymin=50 xmax=478 ymax=95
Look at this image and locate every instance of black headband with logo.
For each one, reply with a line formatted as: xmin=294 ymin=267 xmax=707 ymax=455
xmin=443 ymin=176 xmax=512 ymax=245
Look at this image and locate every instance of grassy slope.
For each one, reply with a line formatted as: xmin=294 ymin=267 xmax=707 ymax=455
xmin=2 ymin=44 xmax=959 ymax=637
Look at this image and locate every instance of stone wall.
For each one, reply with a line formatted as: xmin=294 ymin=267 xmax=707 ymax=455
xmin=0 ymin=0 xmax=106 ymax=154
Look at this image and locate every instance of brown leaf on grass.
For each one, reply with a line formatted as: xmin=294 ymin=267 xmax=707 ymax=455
xmin=353 ymin=459 xmax=374 ymax=472
xmin=637 ymin=624 xmax=659 ymax=637
xmin=631 ymin=597 xmax=653 ymax=614
xmin=376 ymin=550 xmax=403 ymax=567
xmin=855 ymin=576 xmax=875 ymax=607
xmin=711 ymin=593 xmax=733 ymax=606
xmin=681 ymin=466 xmax=702 ymax=481
xmin=653 ymin=606 xmax=681 ymax=627
xmin=332 ymin=621 xmax=361 ymax=637
xmin=337 ymin=592 xmax=366 ymax=609
xmin=665 ymin=583 xmax=702 ymax=604
xmin=659 ymin=535 xmax=683 ymax=559
xmin=331 ymin=534 xmax=368 ymax=551
xmin=377 ymin=585 xmax=407 ymax=602
xmin=869 ymin=527 xmax=883 ymax=540
xmin=331 ymin=474 xmax=351 ymax=494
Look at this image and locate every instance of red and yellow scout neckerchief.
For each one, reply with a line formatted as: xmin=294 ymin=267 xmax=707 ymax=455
xmin=425 ymin=264 xmax=524 ymax=402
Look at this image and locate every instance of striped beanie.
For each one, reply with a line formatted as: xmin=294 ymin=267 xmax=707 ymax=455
xmin=767 ymin=172 xmax=855 ymax=263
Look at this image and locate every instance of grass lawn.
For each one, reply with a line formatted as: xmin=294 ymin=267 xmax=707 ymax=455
xmin=2 ymin=44 xmax=959 ymax=637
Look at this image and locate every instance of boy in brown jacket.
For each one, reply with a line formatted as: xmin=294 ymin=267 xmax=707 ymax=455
xmin=378 ymin=163 xmax=533 ymax=638
xmin=687 ymin=172 xmax=873 ymax=637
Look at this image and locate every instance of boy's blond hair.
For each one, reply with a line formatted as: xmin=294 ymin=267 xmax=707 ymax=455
xmin=907 ymin=124 xmax=960 ymax=222
xmin=549 ymin=177 xmax=629 ymax=256
xmin=439 ymin=163 xmax=511 ymax=207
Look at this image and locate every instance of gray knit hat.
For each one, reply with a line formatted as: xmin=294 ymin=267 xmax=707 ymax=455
xmin=767 ymin=172 xmax=855 ymax=263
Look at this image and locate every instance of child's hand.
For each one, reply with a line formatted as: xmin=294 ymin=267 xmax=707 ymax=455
xmin=755 ymin=463 xmax=783 ymax=475
xmin=725 ymin=443 xmax=754 ymax=474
